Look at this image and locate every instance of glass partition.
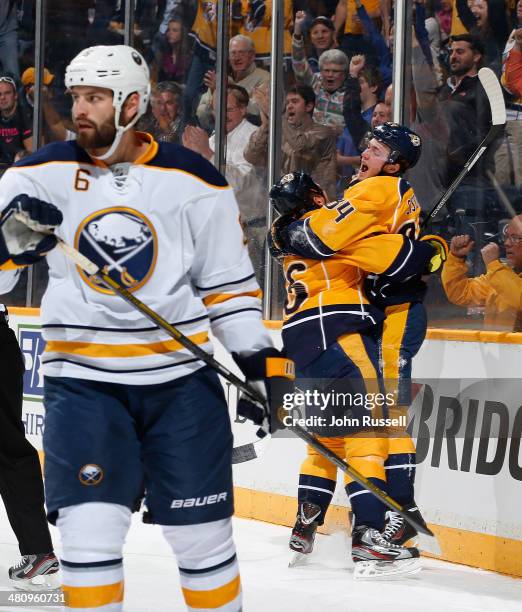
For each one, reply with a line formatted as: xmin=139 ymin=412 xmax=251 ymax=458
xmin=2 ymin=0 xmax=520 ymax=333
xmin=0 ymin=0 xmax=35 ymax=306
xmin=406 ymin=0 xmax=522 ymax=331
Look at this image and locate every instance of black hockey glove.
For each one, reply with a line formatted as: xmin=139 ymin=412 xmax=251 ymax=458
xmin=267 ymin=214 xmax=295 ymax=260
xmin=0 ymin=194 xmax=63 ymax=269
xmin=233 ymin=347 xmax=295 ymax=436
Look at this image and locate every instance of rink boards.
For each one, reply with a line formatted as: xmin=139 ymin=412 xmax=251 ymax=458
xmin=10 ymin=308 xmax=522 ymax=578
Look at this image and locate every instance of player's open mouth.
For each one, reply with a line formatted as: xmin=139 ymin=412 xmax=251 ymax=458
xmin=360 ymin=164 xmax=369 ymax=172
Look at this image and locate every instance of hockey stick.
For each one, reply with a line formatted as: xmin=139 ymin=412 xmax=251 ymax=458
xmin=421 ymin=67 xmax=507 ymax=228
xmin=286 ymin=427 xmax=439 ymax=552
xmin=18 ymin=226 xmax=436 ymax=542
xmin=231 ymin=436 xmax=272 ymax=464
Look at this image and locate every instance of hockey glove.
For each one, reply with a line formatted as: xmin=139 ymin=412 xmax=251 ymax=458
xmin=267 ymin=215 xmax=295 ymax=260
xmin=0 ymin=194 xmax=63 ymax=269
xmin=421 ymin=234 xmax=448 ymax=273
xmin=233 ymin=347 xmax=295 ymax=436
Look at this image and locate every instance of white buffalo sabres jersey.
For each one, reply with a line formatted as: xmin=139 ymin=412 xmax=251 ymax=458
xmin=0 ymin=133 xmax=271 ymax=384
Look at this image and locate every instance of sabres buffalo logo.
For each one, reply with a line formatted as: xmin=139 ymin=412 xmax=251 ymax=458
xmin=79 ymin=464 xmax=104 ymax=486
xmin=75 ymin=207 xmax=157 ymax=294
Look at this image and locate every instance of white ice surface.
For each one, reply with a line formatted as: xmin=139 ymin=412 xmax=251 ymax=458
xmin=0 ymin=508 xmax=521 ymax=611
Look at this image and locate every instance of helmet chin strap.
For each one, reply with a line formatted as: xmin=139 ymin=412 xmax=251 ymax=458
xmin=89 ymin=106 xmax=140 ymax=162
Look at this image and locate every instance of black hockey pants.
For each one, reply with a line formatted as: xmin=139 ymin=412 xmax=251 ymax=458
xmin=0 ymin=323 xmax=53 ymax=556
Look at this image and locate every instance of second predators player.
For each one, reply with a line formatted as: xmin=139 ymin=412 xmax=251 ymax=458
xmin=268 ymin=166 xmax=438 ymax=579
xmin=360 ymin=124 xmax=448 ymax=546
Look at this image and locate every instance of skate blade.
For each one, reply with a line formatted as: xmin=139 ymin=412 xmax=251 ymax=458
xmin=289 ymin=551 xmax=310 ymax=568
xmin=11 ymin=572 xmax=61 ymax=592
xmin=353 ymin=558 xmax=422 ymax=581
xmin=417 ymin=532 xmax=441 ymax=556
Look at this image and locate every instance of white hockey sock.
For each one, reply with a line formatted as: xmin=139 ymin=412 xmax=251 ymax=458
xmin=162 ymin=518 xmax=242 ymax=611
xmin=57 ymin=502 xmax=131 ymax=611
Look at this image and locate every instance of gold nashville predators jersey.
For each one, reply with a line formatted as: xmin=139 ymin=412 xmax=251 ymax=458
xmin=190 ymin=1 xmax=244 ymax=58
xmin=239 ymin=0 xmax=293 ymax=58
xmin=307 ymin=175 xmax=420 ymax=253
xmin=0 ymin=133 xmax=271 ymax=385
xmin=280 ymin=177 xmax=424 ymax=368
xmin=281 ymin=233 xmax=419 ymax=370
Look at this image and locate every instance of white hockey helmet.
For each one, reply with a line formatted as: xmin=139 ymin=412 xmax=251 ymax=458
xmin=65 ymin=45 xmax=151 ymax=159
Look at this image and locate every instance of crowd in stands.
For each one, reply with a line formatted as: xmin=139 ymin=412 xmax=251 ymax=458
xmin=0 ymin=0 xmax=521 ymax=328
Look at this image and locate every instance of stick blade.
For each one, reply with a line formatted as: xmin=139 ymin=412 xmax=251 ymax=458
xmin=478 ymin=67 xmax=506 ymax=126
xmin=231 ymin=442 xmax=258 ymax=464
xmin=417 ymin=532 xmax=442 ymax=556
xmin=231 ymin=436 xmax=270 ymax=464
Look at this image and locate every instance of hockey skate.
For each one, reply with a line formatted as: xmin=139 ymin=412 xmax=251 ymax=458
xmin=288 ymin=502 xmax=321 ymax=567
xmin=9 ymin=553 xmax=60 ymax=591
xmin=383 ymin=505 xmax=441 ymax=555
xmin=351 ymin=525 xmax=421 ymax=580
xmin=383 ymin=509 xmax=420 ymax=546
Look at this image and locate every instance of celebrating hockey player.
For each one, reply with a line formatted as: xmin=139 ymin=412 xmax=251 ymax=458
xmin=0 ymin=45 xmax=292 ymax=611
xmin=268 ymin=161 xmax=442 ymax=578
xmin=359 ymin=124 xmax=448 ymax=547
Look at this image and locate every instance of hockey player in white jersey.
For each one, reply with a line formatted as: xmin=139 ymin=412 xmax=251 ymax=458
xmin=0 ymin=45 xmax=292 ymax=611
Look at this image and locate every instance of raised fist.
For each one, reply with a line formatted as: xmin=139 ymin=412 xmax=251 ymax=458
xmin=450 ymin=234 xmax=474 ymax=258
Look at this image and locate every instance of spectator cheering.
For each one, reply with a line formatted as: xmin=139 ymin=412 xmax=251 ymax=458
xmin=292 ymin=11 xmax=348 ymax=128
xmin=245 ymin=84 xmax=338 ymax=199
xmin=297 ymin=15 xmax=338 ymax=73
xmin=442 ymin=216 xmax=522 ymax=331
xmin=334 ymin=0 xmax=381 ymax=56
xmin=437 ymin=35 xmax=495 ymax=184
xmin=467 ymin=0 xmax=510 ymax=75
xmin=137 ymin=82 xmax=184 ymax=144
xmin=197 ymin=35 xmax=270 ymax=130
xmin=337 ymin=58 xmax=382 ymax=183
xmin=183 ymin=85 xmax=264 ymax=274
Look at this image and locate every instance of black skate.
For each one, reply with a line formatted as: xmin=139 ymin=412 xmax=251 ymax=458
xmin=383 ymin=504 xmax=440 ymax=555
xmin=9 ymin=553 xmax=60 ymax=591
xmin=351 ymin=525 xmax=421 ymax=580
xmin=288 ymin=502 xmax=321 ymax=567
xmin=383 ymin=509 xmax=419 ymax=546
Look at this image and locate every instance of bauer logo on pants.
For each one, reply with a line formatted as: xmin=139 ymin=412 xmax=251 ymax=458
xmin=170 ymin=492 xmax=228 ymax=508
xmin=75 ymin=207 xmax=157 ymax=294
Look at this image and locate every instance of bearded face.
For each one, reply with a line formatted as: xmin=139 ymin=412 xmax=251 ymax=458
xmin=75 ymin=114 xmax=117 ymax=150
